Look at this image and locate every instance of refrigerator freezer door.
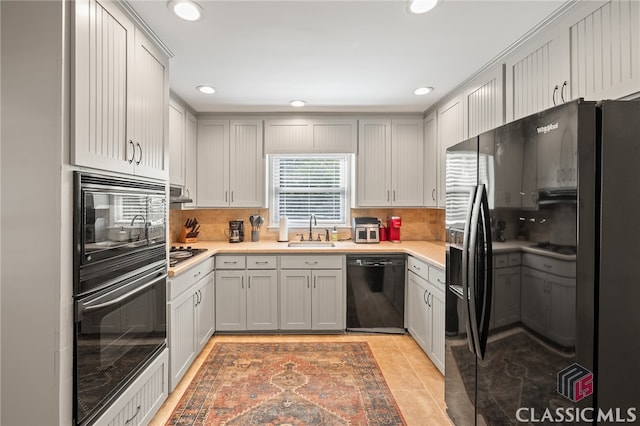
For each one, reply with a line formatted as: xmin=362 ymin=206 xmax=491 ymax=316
xmin=596 ymin=100 xmax=640 ymax=414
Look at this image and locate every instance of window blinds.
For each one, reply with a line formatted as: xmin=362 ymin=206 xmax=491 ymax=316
xmin=271 ymin=155 xmax=348 ymax=226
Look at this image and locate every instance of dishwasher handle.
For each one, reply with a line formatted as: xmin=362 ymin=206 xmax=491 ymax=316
xmin=348 ymin=258 xmax=405 ymax=267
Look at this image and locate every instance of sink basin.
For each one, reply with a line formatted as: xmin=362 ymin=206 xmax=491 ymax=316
xmin=287 ymin=241 xmax=335 ymax=248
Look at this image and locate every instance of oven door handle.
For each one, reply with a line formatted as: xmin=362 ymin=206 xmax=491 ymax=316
xmin=82 ymin=273 xmax=167 ymax=315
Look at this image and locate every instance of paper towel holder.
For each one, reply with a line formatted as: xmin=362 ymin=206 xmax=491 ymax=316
xmin=278 ymin=216 xmax=289 ymax=242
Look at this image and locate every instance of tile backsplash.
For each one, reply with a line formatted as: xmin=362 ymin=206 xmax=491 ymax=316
xmin=170 ymin=207 xmax=445 ymax=243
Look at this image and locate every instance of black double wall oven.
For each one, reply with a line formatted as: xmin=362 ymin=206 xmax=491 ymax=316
xmin=73 ymin=172 xmax=167 ymax=426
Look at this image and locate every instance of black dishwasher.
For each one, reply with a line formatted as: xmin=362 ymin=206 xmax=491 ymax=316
xmin=346 ymin=254 xmax=406 ymax=334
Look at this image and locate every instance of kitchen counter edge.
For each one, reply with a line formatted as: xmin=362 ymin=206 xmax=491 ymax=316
xmin=169 ymin=240 xmax=446 ymax=277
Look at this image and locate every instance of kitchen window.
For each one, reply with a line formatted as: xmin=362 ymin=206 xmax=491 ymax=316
xmin=114 ymin=194 xmax=147 ymax=225
xmin=269 ymin=154 xmax=352 ymax=228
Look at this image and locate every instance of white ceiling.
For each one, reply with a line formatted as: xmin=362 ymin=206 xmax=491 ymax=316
xmin=128 ymin=0 xmax=567 ymax=114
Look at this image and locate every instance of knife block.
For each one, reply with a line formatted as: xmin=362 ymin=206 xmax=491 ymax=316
xmin=178 ymin=227 xmax=198 ymax=244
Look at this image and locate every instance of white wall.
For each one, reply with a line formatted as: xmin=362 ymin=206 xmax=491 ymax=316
xmin=1 ymin=1 xmax=69 ymax=424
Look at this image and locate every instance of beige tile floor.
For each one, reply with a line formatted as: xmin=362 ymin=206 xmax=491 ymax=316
xmin=150 ymin=334 xmax=452 ymax=425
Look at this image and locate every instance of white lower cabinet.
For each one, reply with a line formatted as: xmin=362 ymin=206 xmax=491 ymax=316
xmin=215 ymin=270 xmax=247 ymax=331
xmin=407 ymin=256 xmax=445 ymax=374
xmin=93 ymin=349 xmax=168 ymax=426
xmin=215 ymin=256 xmax=279 ymax=331
xmin=247 ymin=269 xmax=279 ymax=330
xmin=279 ymin=255 xmax=344 ymax=331
xmin=520 ymin=253 xmax=576 ymax=347
xmin=168 ymin=258 xmax=215 ymax=391
xmin=279 ymin=270 xmax=312 ymax=329
xmin=491 ymin=253 xmax=522 ymax=329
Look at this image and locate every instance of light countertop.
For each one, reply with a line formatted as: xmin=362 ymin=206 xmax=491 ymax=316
xmin=169 ymin=240 xmax=446 ymax=277
xmin=169 ymin=239 xmax=575 ymax=278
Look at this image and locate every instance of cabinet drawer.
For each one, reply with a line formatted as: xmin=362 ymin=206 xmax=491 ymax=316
xmin=494 ymin=254 xmax=509 ymax=269
xmin=407 ymin=256 xmax=429 ymax=281
xmin=94 ymin=349 xmax=168 ymax=426
xmin=246 ymin=256 xmax=277 ymax=269
xmin=216 ymin=255 xmax=246 ymax=269
xmin=522 ymin=253 xmax=576 ymax=278
xmin=429 ymin=266 xmax=446 ymax=288
xmin=280 ymin=255 xmax=342 ymax=269
xmin=508 ymin=252 xmax=521 ymax=266
xmin=168 ymin=257 xmax=214 ymax=300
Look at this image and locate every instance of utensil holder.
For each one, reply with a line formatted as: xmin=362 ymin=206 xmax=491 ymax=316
xmin=178 ymin=227 xmax=198 ymax=243
xmin=251 ymin=230 xmax=260 ymax=242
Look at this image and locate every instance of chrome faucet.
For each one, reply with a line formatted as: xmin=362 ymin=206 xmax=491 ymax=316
xmin=130 ymin=214 xmax=146 ymax=241
xmin=309 ymin=214 xmax=316 ymax=241
xmin=130 ymin=214 xmax=146 ymax=227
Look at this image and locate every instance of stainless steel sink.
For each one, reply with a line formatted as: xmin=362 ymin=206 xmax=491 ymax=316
xmin=287 ymin=241 xmax=335 ymax=248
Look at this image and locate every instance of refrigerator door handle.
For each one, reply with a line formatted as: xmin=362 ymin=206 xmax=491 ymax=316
xmin=467 ymin=185 xmax=484 ymax=359
xmin=476 ymin=185 xmax=493 ymax=360
xmin=461 ymin=186 xmax=477 ymax=355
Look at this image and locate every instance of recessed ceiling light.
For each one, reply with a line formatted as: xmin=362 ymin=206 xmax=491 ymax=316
xmin=414 ymin=87 xmax=434 ymax=95
xmin=196 ymin=85 xmax=215 ymax=94
xmin=407 ymin=0 xmax=439 ymax=14
xmin=290 ymin=100 xmax=306 ymax=107
xmin=168 ymin=0 xmax=203 ymax=21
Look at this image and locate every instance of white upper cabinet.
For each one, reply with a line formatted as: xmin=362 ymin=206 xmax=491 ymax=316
xmin=169 ymin=100 xmax=185 ymax=186
xmin=391 ymin=119 xmax=425 ymax=206
xmin=505 ymin=27 xmax=570 ymax=122
xmin=197 ymin=120 xmax=229 ymax=206
xmin=72 ymin=0 xmax=169 ymax=179
xmin=436 ymin=97 xmax=464 ymax=208
xmin=357 ymin=118 xmax=424 ymax=207
xmin=229 ymin=120 xmax=264 ymax=207
xmin=264 ymin=118 xmax=356 ymax=154
xmin=184 ymin=111 xmax=198 ymax=207
xmin=197 ymin=119 xmax=264 ymax=208
xmin=569 ymin=0 xmax=640 ymax=101
xmin=506 ymin=0 xmax=639 ymax=122
xmin=423 ymin=112 xmax=437 ymax=207
xmin=72 ymin=0 xmax=133 ymax=175
xmin=466 ymin=64 xmax=505 ymax=137
xmin=131 ymin=30 xmax=169 ymax=179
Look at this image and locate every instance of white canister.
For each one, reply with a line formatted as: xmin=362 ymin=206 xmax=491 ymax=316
xmin=278 ymin=216 xmax=289 ymax=242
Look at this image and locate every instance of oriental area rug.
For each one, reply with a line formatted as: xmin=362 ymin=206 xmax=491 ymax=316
xmin=166 ymin=342 xmax=406 ymax=425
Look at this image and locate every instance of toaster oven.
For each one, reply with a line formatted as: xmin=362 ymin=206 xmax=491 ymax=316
xmin=352 ymin=217 xmax=380 ymax=243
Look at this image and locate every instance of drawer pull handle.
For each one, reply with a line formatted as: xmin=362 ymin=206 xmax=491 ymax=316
xmin=305 ymin=261 xmax=318 ymax=265
xmin=224 ymin=261 xmax=237 ymax=264
xmin=125 ymin=405 xmax=141 ymax=425
xmin=194 ymin=271 xmax=201 ymax=279
xmin=437 ymin=278 xmax=445 ymax=284
xmin=413 ymin=265 xmax=421 ymax=270
xmin=255 ymin=261 xmax=269 ymax=264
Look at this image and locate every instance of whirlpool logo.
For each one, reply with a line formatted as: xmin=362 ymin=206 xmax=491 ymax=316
xmin=536 ymin=122 xmax=559 ymax=134
xmin=558 ymin=363 xmax=593 ymax=402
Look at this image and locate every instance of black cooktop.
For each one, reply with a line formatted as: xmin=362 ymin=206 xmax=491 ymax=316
xmin=169 ymin=246 xmax=208 ymax=266
xmin=532 ymin=242 xmax=577 ymax=256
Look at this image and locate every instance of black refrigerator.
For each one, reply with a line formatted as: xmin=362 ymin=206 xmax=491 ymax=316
xmin=444 ymin=99 xmax=640 ymax=425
